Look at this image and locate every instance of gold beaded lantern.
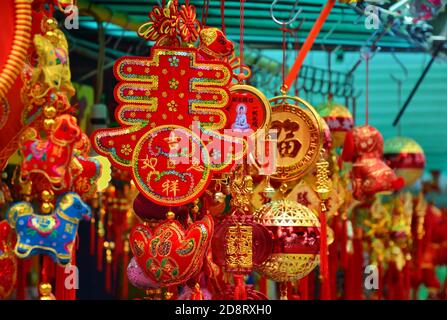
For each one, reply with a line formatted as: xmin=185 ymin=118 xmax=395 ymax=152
xmin=253 ymin=199 xmax=320 ymax=282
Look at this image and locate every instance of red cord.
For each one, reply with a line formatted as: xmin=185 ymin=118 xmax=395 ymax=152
xmin=202 ymin=0 xmax=210 ymax=26
xmin=239 ymin=0 xmax=245 ymax=77
xmin=319 ymin=208 xmax=330 ymax=299
xmin=221 ymin=0 xmax=226 ymax=35
xmin=282 ymin=28 xmax=286 ymax=90
xmin=294 ymin=33 xmax=299 ymax=96
xmin=365 ymin=57 xmax=369 ymax=125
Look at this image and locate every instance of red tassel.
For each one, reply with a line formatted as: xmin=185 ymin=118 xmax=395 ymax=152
xmin=90 ymin=217 xmax=96 ymax=256
xmin=308 ymin=270 xmax=316 ymax=299
xmin=377 ymin=262 xmax=383 ymax=300
xmin=329 ymin=215 xmax=340 ymax=299
xmin=319 ymin=209 xmax=330 ymax=300
xmin=259 ymin=276 xmax=267 ymax=297
xmin=121 ymin=243 xmax=129 ymax=299
xmin=233 ymin=275 xmax=247 ymax=300
xmin=55 ymin=265 xmax=65 ymax=300
xmin=67 ymin=240 xmax=77 ymax=300
xmin=105 ymin=259 xmax=112 ymax=293
xmin=16 ymin=259 xmax=27 ymax=300
xmin=190 ymin=283 xmax=204 ymax=300
xmin=97 ymin=236 xmax=104 ymax=271
xmin=352 ymin=236 xmax=364 ymax=299
xmin=299 ymin=276 xmax=309 ymax=300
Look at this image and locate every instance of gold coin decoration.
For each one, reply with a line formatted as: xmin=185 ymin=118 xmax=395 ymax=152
xmin=269 ymin=95 xmax=323 ymax=182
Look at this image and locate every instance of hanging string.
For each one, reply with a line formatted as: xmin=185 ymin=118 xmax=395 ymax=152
xmin=202 ymin=0 xmax=210 ymax=26
xmin=281 ymin=27 xmax=287 ymax=91
xmin=365 ymin=57 xmax=369 ymax=125
xmin=397 ymin=80 xmax=402 ymax=136
xmin=328 ymin=50 xmax=333 ymax=101
xmin=239 ymin=0 xmax=245 ymax=79
xmin=293 ymin=32 xmax=300 ymax=96
xmin=220 ymin=0 xmax=226 ymax=35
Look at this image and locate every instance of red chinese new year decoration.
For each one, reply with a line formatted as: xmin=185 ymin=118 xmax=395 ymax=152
xmin=93 ymin=46 xmax=246 ymax=206
xmin=20 ymin=114 xmax=81 ymax=189
xmin=129 ymin=214 xmax=214 ymax=288
xmin=342 ymin=125 xmax=404 ymax=201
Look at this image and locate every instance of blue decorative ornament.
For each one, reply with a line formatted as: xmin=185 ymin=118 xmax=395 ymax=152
xmin=6 ymin=192 xmax=91 ymax=266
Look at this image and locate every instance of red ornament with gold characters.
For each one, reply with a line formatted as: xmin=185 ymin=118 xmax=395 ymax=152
xmin=384 ymin=136 xmax=426 ymax=188
xmin=93 ymin=46 xmax=246 ymax=206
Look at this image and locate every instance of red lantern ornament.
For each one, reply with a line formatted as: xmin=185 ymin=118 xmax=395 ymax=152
xmin=342 ymin=125 xmax=404 ymax=201
xmin=0 ymin=220 xmax=17 ymax=300
xmin=316 ymin=101 xmax=353 ymax=148
xmin=129 ymin=213 xmax=214 ymax=287
xmin=253 ymin=199 xmax=321 ymax=283
xmin=384 ymin=136 xmax=426 ymax=188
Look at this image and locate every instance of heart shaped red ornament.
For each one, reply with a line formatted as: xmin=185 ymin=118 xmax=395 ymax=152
xmin=129 ymin=214 xmax=213 ymax=287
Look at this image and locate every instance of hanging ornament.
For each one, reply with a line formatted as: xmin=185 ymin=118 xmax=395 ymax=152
xmin=212 ymin=168 xmax=272 ymax=295
xmin=0 ymin=220 xmax=17 ymax=300
xmin=19 ymin=114 xmax=82 ymax=189
xmin=129 ymin=212 xmax=213 ymax=288
xmin=383 ymin=136 xmax=426 ymax=188
xmin=93 ymin=31 xmax=247 ymax=206
xmin=6 ymin=192 xmax=92 ymax=265
xmin=21 ymin=16 xmax=75 ymax=126
xmin=316 ymin=101 xmax=353 ymax=148
xmin=253 ymin=197 xmax=321 ymax=284
xmin=269 ymin=95 xmax=323 ymax=182
xmin=225 ymin=84 xmax=271 ymax=134
xmin=341 ymin=125 xmax=405 ymax=201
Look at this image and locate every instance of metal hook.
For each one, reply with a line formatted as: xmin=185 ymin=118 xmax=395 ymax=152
xmin=389 ymin=50 xmax=408 ymax=83
xmin=270 ymin=0 xmax=302 ymax=27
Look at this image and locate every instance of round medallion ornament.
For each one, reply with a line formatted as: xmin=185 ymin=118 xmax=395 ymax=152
xmin=269 ymin=95 xmax=323 ymax=182
xmin=226 ymin=84 xmax=271 ymax=135
xmin=132 ymin=125 xmax=211 ymax=206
